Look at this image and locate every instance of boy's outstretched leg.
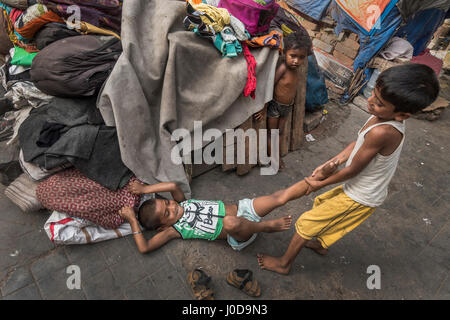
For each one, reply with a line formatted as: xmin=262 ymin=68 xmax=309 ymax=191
xmin=257 ymin=232 xmax=307 ymax=275
xmin=222 ymin=215 xmax=292 ymax=242
xmin=252 ymin=160 xmax=338 ymax=218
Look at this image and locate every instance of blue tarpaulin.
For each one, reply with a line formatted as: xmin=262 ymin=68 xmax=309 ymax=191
xmin=331 ymin=1 xmax=403 ymax=71
xmin=396 ymin=8 xmax=448 ymax=56
xmin=288 ymin=0 xmax=332 ymax=21
xmin=288 ymin=0 xmax=448 ymax=101
xmin=305 ymin=54 xmax=329 ymax=111
xmin=334 ymin=0 xmax=400 ymax=36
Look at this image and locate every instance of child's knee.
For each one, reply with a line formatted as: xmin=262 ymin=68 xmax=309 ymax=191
xmin=223 ymin=216 xmax=241 ymax=232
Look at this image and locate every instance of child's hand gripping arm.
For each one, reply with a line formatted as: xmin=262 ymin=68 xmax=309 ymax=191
xmin=311 ymin=141 xmax=356 ymax=178
xmin=307 ymin=129 xmax=387 ymax=192
xmin=128 ymin=181 xmax=186 ymax=202
xmin=119 ymin=207 xmax=181 ymax=254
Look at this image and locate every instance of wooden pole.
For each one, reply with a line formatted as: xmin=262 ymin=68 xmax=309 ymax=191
xmin=290 ymin=58 xmax=308 ymax=151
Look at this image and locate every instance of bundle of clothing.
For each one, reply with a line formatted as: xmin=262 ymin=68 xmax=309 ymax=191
xmin=184 ymin=0 xmax=251 ymax=57
xmin=37 ymin=0 xmax=122 ymax=33
xmin=0 ymin=0 xmax=122 ymax=54
xmin=0 ymin=50 xmax=53 ymax=146
xmin=184 ymin=0 xmax=283 ymax=56
xmin=18 ymin=96 xmax=132 ymax=191
xmin=30 ymin=35 xmax=122 ymax=97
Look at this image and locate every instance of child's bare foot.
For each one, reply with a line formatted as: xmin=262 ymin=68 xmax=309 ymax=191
xmin=257 ymin=254 xmax=291 ymax=275
xmin=265 ymin=215 xmax=292 ymax=232
xmin=305 ymin=239 xmax=328 ymax=256
xmin=128 ymin=180 xmax=146 ymax=195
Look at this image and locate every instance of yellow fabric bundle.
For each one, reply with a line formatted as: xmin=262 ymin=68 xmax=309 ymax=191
xmin=189 ymin=1 xmax=230 ymax=33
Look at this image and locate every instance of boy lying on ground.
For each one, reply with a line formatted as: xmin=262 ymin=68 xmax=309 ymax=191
xmin=119 ymin=162 xmax=338 ymax=253
xmin=257 ymin=64 xmax=440 ymax=275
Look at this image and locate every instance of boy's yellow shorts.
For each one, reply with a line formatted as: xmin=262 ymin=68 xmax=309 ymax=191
xmin=295 ymin=185 xmax=375 ymax=249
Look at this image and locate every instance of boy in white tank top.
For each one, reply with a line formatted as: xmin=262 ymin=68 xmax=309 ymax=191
xmin=257 ymin=64 xmax=440 ymax=275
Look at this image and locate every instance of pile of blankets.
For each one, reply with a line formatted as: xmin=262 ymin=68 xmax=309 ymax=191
xmin=0 ymin=0 xmax=301 ymax=245
xmin=0 ymin=0 xmax=131 ymax=241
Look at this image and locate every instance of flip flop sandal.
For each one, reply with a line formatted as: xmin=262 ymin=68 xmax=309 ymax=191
xmin=226 ymin=269 xmax=261 ymax=297
xmin=187 ymin=269 xmax=215 ymax=300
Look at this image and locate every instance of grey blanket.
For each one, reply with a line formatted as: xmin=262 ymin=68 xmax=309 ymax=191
xmin=97 ymin=0 xmax=278 ymax=196
xmin=18 ymin=97 xmax=133 ymax=190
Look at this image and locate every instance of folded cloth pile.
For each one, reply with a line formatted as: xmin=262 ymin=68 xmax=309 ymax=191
xmin=0 ymin=6 xmax=13 ymax=54
xmin=37 ymin=0 xmax=122 ymax=33
xmin=4 ymin=173 xmax=44 ymax=212
xmin=0 ymin=2 xmax=38 ymax=52
xmin=0 ymin=0 xmax=123 ymax=55
xmin=18 ymin=96 xmax=132 ymax=190
xmin=14 ymin=3 xmax=64 ymax=40
xmin=30 ymin=35 xmax=122 ymax=97
xmin=19 ymin=149 xmax=72 ymax=180
xmin=184 ymin=0 xmax=251 ymax=57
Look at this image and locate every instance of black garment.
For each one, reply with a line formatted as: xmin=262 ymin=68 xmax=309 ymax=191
xmin=0 ymin=8 xmax=13 ymax=55
xmin=31 ymin=35 xmax=122 ymax=98
xmin=34 ymin=22 xmax=80 ymax=50
xmin=18 ymin=97 xmax=132 ymax=190
xmin=0 ymin=85 xmax=13 ymax=117
xmin=397 ymin=0 xmax=450 ymax=21
xmin=270 ymin=7 xmax=312 ymax=55
xmin=3 ymin=57 xmax=32 ymax=83
xmin=36 ymin=122 xmax=66 ymax=147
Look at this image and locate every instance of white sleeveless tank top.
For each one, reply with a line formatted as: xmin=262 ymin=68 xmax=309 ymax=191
xmin=343 ymin=116 xmax=405 ymax=207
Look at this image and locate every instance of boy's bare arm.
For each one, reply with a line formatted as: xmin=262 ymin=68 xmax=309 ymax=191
xmin=274 ymin=63 xmax=287 ymax=85
xmin=132 ymin=225 xmax=180 ymax=254
xmin=129 ymin=181 xmax=186 ymax=202
xmin=307 ymin=128 xmax=387 ymax=191
xmin=312 ymin=141 xmax=356 ymax=177
xmin=119 ymin=207 xmax=181 ymax=254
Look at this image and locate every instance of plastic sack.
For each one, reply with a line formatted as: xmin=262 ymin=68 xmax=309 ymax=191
xmin=44 ymin=211 xmax=135 ymax=245
xmin=305 ymin=54 xmax=328 ymax=111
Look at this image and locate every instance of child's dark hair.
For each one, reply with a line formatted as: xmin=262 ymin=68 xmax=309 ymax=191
xmin=376 ymin=64 xmax=440 ymax=114
xmin=138 ymin=199 xmax=161 ymax=230
xmin=284 ymin=27 xmax=313 ymax=55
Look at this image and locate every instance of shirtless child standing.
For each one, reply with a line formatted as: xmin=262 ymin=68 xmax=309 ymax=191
xmin=255 ymin=31 xmax=312 ymax=170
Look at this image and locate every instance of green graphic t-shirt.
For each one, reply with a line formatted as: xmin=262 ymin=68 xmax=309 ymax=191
xmin=172 ymin=199 xmax=226 ymax=241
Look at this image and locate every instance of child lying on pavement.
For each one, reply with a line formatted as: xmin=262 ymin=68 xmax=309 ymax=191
xmin=119 ymin=162 xmax=338 ymax=253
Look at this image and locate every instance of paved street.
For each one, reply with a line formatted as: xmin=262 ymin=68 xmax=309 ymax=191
xmin=0 ymin=100 xmax=448 ymax=300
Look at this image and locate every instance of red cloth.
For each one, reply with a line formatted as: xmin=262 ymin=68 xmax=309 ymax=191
xmin=9 ymin=8 xmax=23 ymax=24
xmin=37 ymin=168 xmax=140 ymax=229
xmin=242 ymin=42 xmax=256 ymax=99
xmin=411 ymin=49 xmax=443 ymax=77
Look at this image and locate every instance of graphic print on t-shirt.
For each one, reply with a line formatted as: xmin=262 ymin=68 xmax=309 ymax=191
xmin=174 ymin=200 xmax=225 ymax=240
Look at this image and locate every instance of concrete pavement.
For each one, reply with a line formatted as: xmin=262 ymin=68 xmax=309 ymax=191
xmin=0 ymin=101 xmax=448 ymax=300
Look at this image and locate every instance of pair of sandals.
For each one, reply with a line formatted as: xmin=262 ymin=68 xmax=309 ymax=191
xmin=187 ymin=268 xmax=261 ymax=300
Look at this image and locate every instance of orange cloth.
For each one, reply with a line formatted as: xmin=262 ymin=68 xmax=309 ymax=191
xmin=246 ymin=30 xmax=283 ymax=53
xmin=15 ymin=10 xmax=64 ymax=40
